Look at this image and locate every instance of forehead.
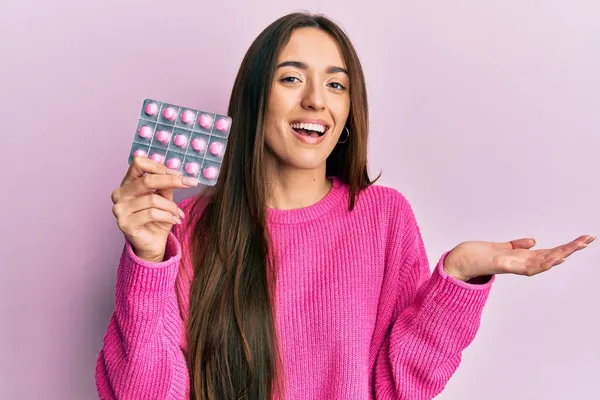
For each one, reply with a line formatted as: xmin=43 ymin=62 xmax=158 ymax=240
xmin=278 ymin=27 xmax=346 ymax=68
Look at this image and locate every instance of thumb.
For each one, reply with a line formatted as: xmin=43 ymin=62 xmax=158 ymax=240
xmin=508 ymin=238 xmax=536 ymax=250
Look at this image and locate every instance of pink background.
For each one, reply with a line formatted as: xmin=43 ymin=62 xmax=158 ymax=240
xmin=1 ymin=0 xmax=598 ymax=399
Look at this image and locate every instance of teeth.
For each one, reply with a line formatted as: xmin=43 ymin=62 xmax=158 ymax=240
xmin=290 ymin=122 xmax=326 ymax=133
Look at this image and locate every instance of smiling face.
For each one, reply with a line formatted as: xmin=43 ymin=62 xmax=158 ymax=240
xmin=263 ymin=27 xmax=351 ymax=172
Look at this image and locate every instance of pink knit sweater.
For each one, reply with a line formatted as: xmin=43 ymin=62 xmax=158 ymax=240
xmin=96 ymin=178 xmax=494 ymax=399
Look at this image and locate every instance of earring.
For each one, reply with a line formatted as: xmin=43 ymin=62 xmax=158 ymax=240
xmin=338 ymin=126 xmax=349 ymax=144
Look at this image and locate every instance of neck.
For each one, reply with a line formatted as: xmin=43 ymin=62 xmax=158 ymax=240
xmin=265 ymin=161 xmax=332 ymax=210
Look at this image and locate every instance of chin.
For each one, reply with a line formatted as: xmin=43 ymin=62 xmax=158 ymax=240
xmin=282 ymin=152 xmax=329 ymax=170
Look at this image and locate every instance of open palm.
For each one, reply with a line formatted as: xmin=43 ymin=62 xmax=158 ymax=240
xmin=445 ymin=235 xmax=596 ymax=281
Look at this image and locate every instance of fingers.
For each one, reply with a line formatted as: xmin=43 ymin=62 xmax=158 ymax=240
xmin=489 ymin=235 xmax=595 ymax=278
xmin=113 ymin=173 xmax=198 ymax=204
xmin=121 ymin=155 xmax=180 ymax=186
xmin=538 ymin=253 xmax=567 ymax=272
xmin=118 ymin=208 xmax=179 ymax=237
xmin=550 ymin=235 xmax=595 ymax=259
xmin=531 ymin=235 xmax=595 ymax=275
xmin=112 ymin=193 xmax=184 ymax=222
xmin=112 ymin=156 xmax=188 ymax=204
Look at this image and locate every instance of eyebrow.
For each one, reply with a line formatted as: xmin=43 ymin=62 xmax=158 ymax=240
xmin=276 ymin=60 xmax=348 ymax=75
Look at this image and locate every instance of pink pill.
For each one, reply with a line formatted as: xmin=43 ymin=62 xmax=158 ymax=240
xmin=173 ymin=134 xmax=188 ymax=148
xmin=191 ymin=138 xmax=206 ymax=152
xmin=209 ymin=141 xmax=224 ymax=157
xmin=215 ymin=118 xmax=230 ymax=132
xmin=162 ymin=107 xmax=177 ymax=121
xmin=203 ymin=166 xmax=219 ymax=180
xmin=138 ymin=126 xmax=153 ymax=139
xmin=166 ymin=157 xmax=181 ymax=170
xmin=133 ymin=149 xmax=147 ymax=158
xmin=150 ymin=153 xmax=164 ymax=163
xmin=144 ymin=102 xmax=158 ymax=116
xmin=198 ymin=113 xmax=213 ymax=129
xmin=156 ymin=130 xmax=171 ymax=143
xmin=185 ymin=162 xmax=200 ymax=176
xmin=181 ymin=110 xmax=195 ymax=124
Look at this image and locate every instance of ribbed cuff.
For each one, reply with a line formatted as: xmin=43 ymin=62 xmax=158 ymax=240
xmin=420 ymin=251 xmax=495 ymax=315
xmin=120 ymin=232 xmax=182 ymax=293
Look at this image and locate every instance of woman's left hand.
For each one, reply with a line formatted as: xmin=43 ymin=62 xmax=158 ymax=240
xmin=443 ymin=235 xmax=596 ymax=282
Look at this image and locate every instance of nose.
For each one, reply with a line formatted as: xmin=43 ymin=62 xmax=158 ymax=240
xmin=300 ymin=81 xmax=326 ymax=111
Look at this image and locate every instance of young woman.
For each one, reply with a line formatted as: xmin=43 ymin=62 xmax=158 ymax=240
xmin=97 ymin=12 xmax=594 ymax=400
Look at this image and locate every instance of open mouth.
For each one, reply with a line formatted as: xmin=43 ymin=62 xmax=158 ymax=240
xmin=290 ymin=122 xmax=329 ymax=138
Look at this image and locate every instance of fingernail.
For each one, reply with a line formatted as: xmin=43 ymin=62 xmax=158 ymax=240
xmin=173 ymin=216 xmax=182 ymax=224
xmin=165 ymin=168 xmax=182 ymax=175
xmin=182 ymin=177 xmax=199 ymax=186
xmin=178 ymin=208 xmax=185 ymax=218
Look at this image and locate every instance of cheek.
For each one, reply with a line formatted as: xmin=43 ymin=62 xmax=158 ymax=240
xmin=264 ymin=99 xmax=282 ymax=139
xmin=331 ymin=96 xmax=351 ymax=130
xmin=263 ymin=114 xmax=286 ymax=147
xmin=266 ymin=86 xmax=294 ymax=117
xmin=265 ymin=90 xmax=296 ymax=137
xmin=263 ymin=106 xmax=287 ymax=154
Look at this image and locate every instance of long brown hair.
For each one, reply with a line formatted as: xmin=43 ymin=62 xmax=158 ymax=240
xmin=186 ymin=12 xmax=378 ymax=399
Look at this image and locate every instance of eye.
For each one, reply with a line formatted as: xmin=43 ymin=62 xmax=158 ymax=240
xmin=281 ymin=76 xmax=301 ymax=83
xmin=328 ymin=82 xmax=346 ymax=91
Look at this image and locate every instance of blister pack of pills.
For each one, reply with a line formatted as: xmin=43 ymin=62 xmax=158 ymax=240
xmin=128 ymin=98 xmax=232 ymax=186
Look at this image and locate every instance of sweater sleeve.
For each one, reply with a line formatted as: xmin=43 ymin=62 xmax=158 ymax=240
xmin=373 ymin=193 xmax=494 ymax=400
xmin=95 ymin=231 xmax=190 ymax=399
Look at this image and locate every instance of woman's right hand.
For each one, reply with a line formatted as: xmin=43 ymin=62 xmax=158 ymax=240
xmin=111 ymin=156 xmax=199 ymax=262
